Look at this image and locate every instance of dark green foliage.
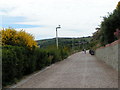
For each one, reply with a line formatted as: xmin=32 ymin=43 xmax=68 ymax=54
xmin=2 ymin=46 xmax=24 ymax=86
xmin=60 ymin=48 xmax=68 ymax=59
xmin=2 ymin=45 xmax=70 ymax=86
xmin=100 ymin=5 xmax=120 ymax=45
xmin=35 ymin=48 xmax=48 ymax=69
xmin=90 ymin=2 xmax=120 ymax=49
xmin=47 ymin=48 xmax=61 ymax=63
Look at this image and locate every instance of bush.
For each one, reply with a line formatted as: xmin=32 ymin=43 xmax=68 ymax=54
xmin=2 ymin=28 xmax=70 ymax=87
xmin=60 ymin=48 xmax=69 ymax=59
xmin=1 ymin=28 xmax=38 ymax=49
xmin=35 ymin=48 xmax=48 ymax=70
xmin=2 ymin=45 xmax=36 ymax=86
xmin=2 ymin=45 xmax=24 ymax=86
xmin=2 ymin=45 xmax=69 ymax=86
xmin=47 ymin=49 xmax=61 ymax=63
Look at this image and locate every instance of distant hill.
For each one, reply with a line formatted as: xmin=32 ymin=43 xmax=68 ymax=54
xmin=36 ymin=36 xmax=92 ymax=50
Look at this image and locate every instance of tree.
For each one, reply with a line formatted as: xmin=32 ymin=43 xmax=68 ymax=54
xmin=100 ymin=1 xmax=120 ymax=45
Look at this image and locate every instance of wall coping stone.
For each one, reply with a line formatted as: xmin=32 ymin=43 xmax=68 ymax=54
xmin=97 ymin=39 xmax=120 ymax=50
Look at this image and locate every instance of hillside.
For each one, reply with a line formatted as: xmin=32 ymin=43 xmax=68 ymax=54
xmin=36 ymin=36 xmax=92 ymax=50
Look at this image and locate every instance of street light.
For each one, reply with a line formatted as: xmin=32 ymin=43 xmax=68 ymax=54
xmin=56 ymin=25 xmax=61 ymax=49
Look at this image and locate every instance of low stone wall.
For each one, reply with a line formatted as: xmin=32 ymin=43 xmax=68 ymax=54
xmin=96 ymin=40 xmax=120 ymax=71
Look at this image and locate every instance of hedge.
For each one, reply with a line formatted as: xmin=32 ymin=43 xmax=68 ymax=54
xmin=2 ymin=45 xmax=69 ymax=86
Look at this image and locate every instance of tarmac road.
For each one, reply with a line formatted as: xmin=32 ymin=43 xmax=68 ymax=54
xmin=12 ymin=51 xmax=118 ymax=88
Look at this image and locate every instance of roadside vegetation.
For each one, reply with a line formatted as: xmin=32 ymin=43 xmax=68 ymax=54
xmin=1 ymin=28 xmax=70 ymax=86
xmin=90 ymin=1 xmax=120 ymax=50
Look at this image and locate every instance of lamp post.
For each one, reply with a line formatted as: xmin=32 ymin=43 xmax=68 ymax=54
xmin=72 ymin=37 xmax=74 ymax=50
xmin=56 ymin=25 xmax=61 ymax=49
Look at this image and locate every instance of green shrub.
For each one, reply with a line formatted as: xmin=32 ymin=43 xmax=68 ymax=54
xmin=47 ymin=49 xmax=61 ymax=63
xmin=60 ymin=48 xmax=68 ymax=59
xmin=34 ymin=48 xmax=48 ymax=70
xmin=2 ymin=46 xmax=23 ymax=86
xmin=2 ymin=45 xmax=70 ymax=87
xmin=2 ymin=45 xmax=30 ymax=86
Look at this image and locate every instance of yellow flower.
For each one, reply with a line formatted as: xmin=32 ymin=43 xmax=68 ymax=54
xmin=1 ymin=28 xmax=38 ymax=49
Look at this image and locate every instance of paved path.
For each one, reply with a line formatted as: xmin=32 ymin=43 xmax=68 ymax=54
xmin=12 ymin=52 xmax=118 ymax=88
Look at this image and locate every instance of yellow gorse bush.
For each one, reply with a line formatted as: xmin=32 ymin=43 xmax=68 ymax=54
xmin=1 ymin=28 xmax=38 ymax=49
xmin=116 ymin=1 xmax=120 ymax=9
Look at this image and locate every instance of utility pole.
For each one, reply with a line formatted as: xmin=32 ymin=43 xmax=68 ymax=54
xmin=56 ymin=25 xmax=61 ymax=49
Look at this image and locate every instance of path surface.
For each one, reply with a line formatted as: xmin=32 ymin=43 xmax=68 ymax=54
xmin=12 ymin=52 xmax=118 ymax=88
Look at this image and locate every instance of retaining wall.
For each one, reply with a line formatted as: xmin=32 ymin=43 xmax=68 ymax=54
xmin=96 ymin=40 xmax=120 ymax=71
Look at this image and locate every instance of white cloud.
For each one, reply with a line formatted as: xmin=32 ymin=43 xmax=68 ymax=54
xmin=0 ymin=0 xmax=119 ymax=40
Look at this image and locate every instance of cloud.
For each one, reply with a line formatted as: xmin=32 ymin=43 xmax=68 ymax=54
xmin=2 ymin=24 xmax=43 ymax=29
xmin=1 ymin=15 xmax=43 ymax=28
xmin=0 ymin=0 xmax=119 ymax=40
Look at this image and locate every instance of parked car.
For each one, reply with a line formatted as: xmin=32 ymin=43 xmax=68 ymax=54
xmin=89 ymin=50 xmax=95 ymax=55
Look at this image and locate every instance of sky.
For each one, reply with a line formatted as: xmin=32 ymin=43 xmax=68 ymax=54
xmin=0 ymin=0 xmax=119 ymax=40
